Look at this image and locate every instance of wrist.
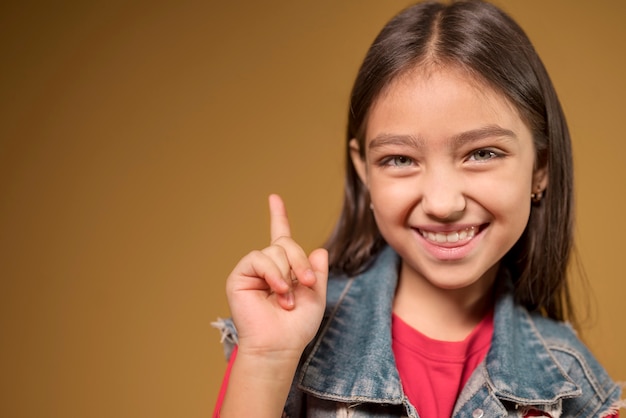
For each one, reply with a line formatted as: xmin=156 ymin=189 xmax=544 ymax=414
xmin=220 ymin=348 xmax=300 ymax=418
xmin=234 ymin=348 xmax=301 ymax=381
xmin=235 ymin=335 xmax=306 ymax=363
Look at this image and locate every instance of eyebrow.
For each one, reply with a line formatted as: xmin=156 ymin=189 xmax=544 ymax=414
xmin=368 ymin=124 xmax=517 ymax=151
xmin=451 ymin=125 xmax=517 ymax=146
xmin=368 ymin=134 xmax=423 ymax=150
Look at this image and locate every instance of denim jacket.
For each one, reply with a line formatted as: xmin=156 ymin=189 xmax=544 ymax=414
xmin=216 ymin=246 xmax=622 ymax=417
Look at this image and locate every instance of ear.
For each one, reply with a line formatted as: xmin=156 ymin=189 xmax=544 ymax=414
xmin=349 ymin=139 xmax=368 ymax=186
xmin=532 ymin=165 xmax=548 ymax=194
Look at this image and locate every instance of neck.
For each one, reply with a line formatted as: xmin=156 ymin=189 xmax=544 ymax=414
xmin=393 ymin=263 xmax=497 ymax=341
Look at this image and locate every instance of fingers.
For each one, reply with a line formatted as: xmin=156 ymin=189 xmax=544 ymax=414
xmin=229 ymin=250 xmax=296 ymax=310
xmin=261 ymin=237 xmax=317 ymax=298
xmin=229 ymin=194 xmax=328 ymax=311
xmin=269 ymin=194 xmax=291 ymax=243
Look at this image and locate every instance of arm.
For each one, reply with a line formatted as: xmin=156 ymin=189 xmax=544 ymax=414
xmin=220 ymin=346 xmax=302 ymax=418
xmin=217 ymin=195 xmax=328 ymax=418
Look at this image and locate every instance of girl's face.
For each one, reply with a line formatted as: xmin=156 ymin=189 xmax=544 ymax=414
xmin=351 ymin=67 xmax=547 ymax=293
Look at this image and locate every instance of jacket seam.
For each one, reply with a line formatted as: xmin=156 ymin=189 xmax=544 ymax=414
xmin=521 ymin=311 xmax=581 ymax=399
xmin=297 ymin=277 xmax=355 ymax=389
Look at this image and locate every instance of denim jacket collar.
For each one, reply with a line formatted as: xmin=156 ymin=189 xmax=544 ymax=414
xmin=486 ymin=279 xmax=580 ymax=404
xmin=297 ymin=246 xmax=580 ymax=408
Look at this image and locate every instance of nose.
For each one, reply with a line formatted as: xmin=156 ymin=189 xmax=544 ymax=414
xmin=420 ymin=167 xmax=466 ymax=221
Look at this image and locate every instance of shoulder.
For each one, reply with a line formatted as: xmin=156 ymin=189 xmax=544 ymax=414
xmin=530 ymin=313 xmax=611 ymax=385
xmin=527 ymin=313 xmax=622 ymax=416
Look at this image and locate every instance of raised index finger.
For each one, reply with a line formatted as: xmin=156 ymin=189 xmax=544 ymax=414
xmin=269 ymin=194 xmax=292 ymax=243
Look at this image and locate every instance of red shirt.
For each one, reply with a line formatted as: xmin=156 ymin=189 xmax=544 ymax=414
xmin=392 ymin=310 xmax=494 ymax=418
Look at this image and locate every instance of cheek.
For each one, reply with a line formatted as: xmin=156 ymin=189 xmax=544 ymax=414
xmin=472 ymin=172 xmax=532 ymax=223
xmin=368 ymin=178 xmax=417 ymax=222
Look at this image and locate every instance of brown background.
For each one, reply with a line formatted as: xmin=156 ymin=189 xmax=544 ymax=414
xmin=0 ymin=1 xmax=624 ymax=417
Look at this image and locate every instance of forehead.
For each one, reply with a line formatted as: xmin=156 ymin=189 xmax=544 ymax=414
xmin=364 ymin=66 xmax=529 ymax=145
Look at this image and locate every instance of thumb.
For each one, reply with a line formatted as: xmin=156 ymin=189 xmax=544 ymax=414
xmin=308 ymin=248 xmax=328 ymax=294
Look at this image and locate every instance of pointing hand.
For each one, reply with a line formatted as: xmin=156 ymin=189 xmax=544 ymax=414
xmin=225 ymin=194 xmax=328 ymax=357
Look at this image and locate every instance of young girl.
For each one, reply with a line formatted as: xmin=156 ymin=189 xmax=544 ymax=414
xmin=213 ymin=1 xmax=623 ymax=417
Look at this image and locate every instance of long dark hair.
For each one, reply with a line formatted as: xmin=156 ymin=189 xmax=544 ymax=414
xmin=325 ymin=0 xmax=575 ymax=322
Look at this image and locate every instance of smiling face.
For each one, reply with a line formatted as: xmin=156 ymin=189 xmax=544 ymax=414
xmin=351 ymin=66 xmax=547 ymax=293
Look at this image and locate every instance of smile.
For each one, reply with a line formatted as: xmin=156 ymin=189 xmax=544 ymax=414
xmin=418 ymin=226 xmax=477 ymax=244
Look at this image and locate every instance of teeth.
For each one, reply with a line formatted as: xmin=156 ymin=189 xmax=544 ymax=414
xmin=421 ymin=226 xmax=476 ymax=244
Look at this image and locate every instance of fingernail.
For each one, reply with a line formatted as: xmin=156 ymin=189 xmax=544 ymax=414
xmin=285 ymin=291 xmax=295 ymax=308
xmin=304 ymin=269 xmax=316 ymax=281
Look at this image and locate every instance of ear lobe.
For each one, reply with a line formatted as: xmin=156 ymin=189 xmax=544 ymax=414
xmin=533 ymin=165 xmax=548 ymax=193
xmin=349 ymin=139 xmax=368 ymax=186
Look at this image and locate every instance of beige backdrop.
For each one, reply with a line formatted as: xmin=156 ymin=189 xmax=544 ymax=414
xmin=0 ymin=1 xmax=624 ymax=417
